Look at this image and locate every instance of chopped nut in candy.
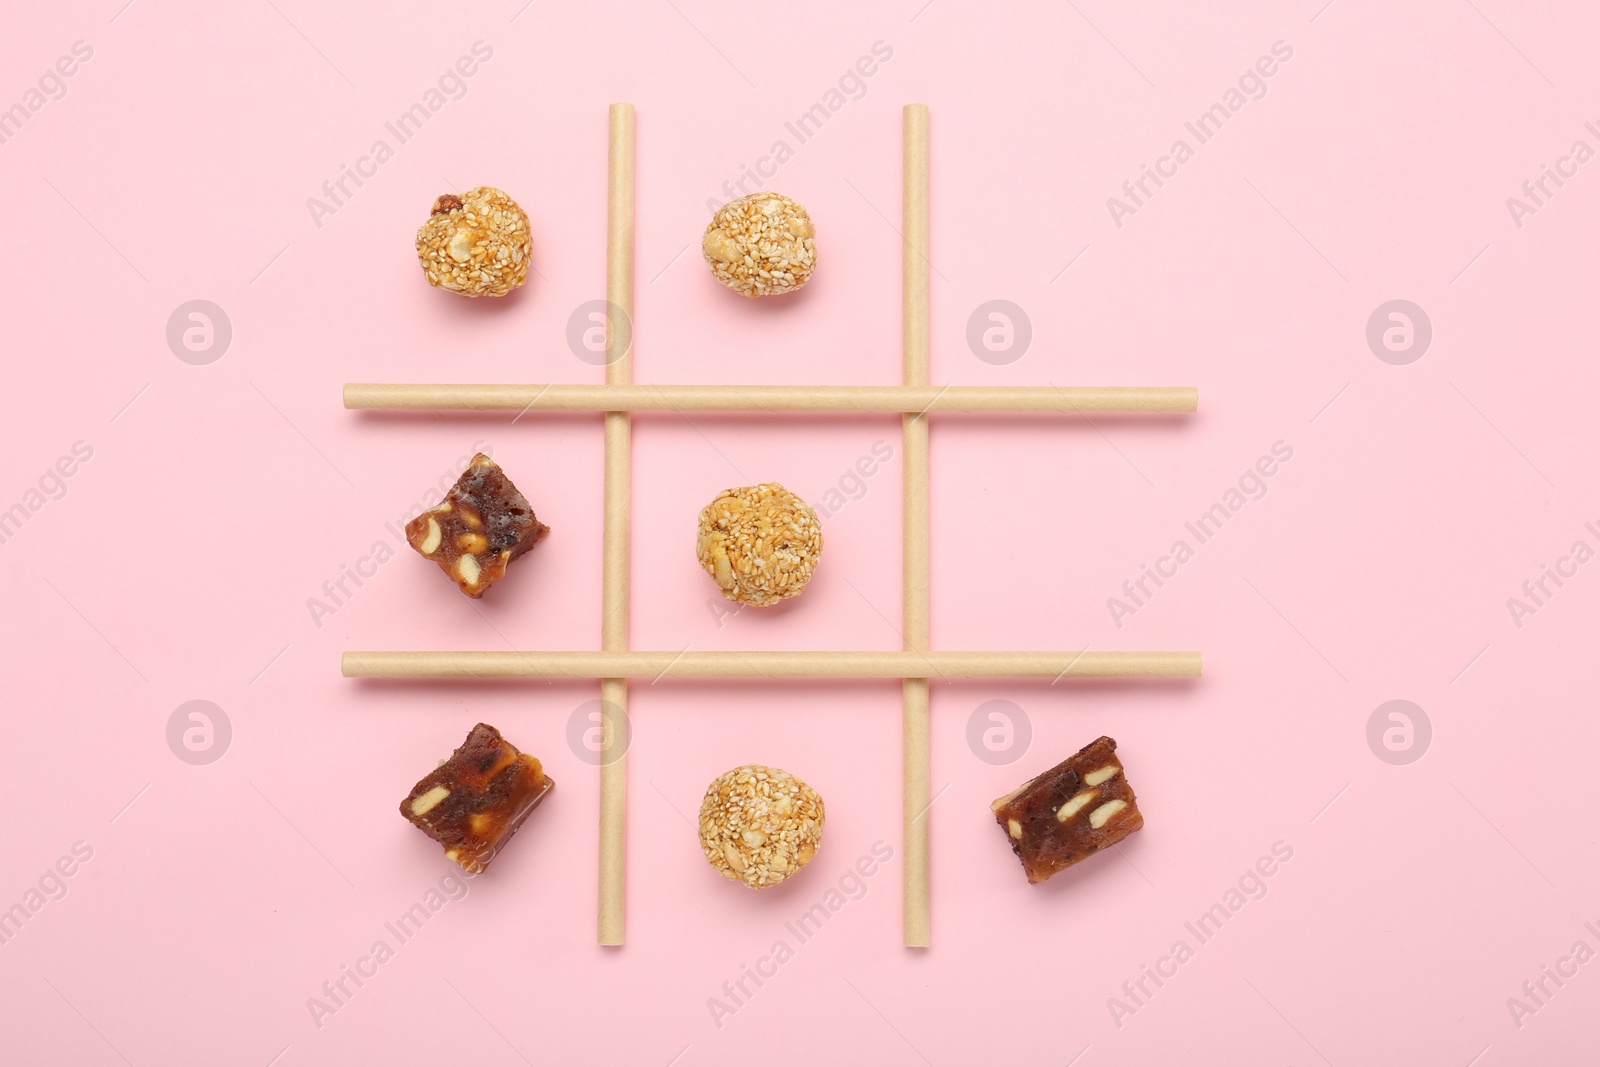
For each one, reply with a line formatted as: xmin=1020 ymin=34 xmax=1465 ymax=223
xmin=405 ymin=452 xmax=548 ymax=598
xmin=702 ymin=192 xmax=816 ymax=297
xmin=699 ymin=765 xmax=824 ymax=889
xmin=415 ymin=186 xmax=532 ymax=298
xmin=695 ymin=482 xmax=822 ymax=607
xmin=991 ymin=735 xmax=1144 ymax=884
xmin=400 ymin=723 xmax=553 ymax=873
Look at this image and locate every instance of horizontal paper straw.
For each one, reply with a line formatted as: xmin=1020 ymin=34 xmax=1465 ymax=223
xmin=342 ymin=649 xmax=1203 ymax=680
xmin=343 ymin=383 xmax=1198 ymax=414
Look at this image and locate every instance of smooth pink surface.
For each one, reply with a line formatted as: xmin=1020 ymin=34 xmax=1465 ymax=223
xmin=3 ymin=1 xmax=1598 ymax=1064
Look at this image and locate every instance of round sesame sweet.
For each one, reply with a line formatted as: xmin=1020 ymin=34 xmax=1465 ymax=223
xmin=701 ymin=192 xmax=816 ymax=297
xmin=698 ymin=765 xmax=825 ymax=889
xmin=695 ymin=482 xmax=822 ymax=607
xmin=415 ymin=186 xmax=532 ymax=298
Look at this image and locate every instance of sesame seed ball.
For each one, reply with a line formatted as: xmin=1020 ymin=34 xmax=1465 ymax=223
xmin=415 ymin=186 xmax=532 ymax=298
xmin=699 ymin=765 xmax=825 ymax=889
xmin=695 ymin=482 xmax=822 ymax=607
xmin=702 ymin=192 xmax=816 ymax=297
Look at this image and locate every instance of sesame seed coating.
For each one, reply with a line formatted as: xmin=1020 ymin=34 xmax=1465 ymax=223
xmin=698 ymin=765 xmax=825 ymax=889
xmin=415 ymin=186 xmax=532 ymax=298
xmin=701 ymin=192 xmax=816 ymax=297
xmin=695 ymin=482 xmax=822 ymax=607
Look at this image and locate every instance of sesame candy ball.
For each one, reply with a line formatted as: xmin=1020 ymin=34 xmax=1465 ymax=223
xmin=695 ymin=482 xmax=822 ymax=607
xmin=702 ymin=192 xmax=816 ymax=297
xmin=699 ymin=765 xmax=825 ymax=889
xmin=415 ymin=186 xmax=532 ymax=298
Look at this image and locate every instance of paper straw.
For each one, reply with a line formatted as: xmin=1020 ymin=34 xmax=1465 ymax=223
xmin=902 ymin=103 xmax=933 ymax=948
xmin=598 ymin=102 xmax=634 ymax=947
xmin=341 ymin=649 xmax=1203 ymax=680
xmin=343 ymin=382 xmax=1198 ymax=414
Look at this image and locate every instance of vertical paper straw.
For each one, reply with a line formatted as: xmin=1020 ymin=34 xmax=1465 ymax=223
xmin=598 ymin=102 xmax=634 ymax=947
xmin=902 ymin=103 xmax=932 ymax=949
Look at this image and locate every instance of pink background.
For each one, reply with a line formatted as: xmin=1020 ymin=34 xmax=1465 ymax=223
xmin=3 ymin=1 xmax=1598 ymax=1063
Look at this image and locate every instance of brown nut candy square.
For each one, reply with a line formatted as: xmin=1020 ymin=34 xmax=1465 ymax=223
xmin=405 ymin=453 xmax=549 ymax=598
xmin=400 ymin=723 xmax=553 ymax=873
xmin=991 ymin=735 xmax=1144 ymax=884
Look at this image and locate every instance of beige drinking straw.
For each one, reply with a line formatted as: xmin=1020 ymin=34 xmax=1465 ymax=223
xmin=341 ymin=649 xmax=1202 ymax=680
xmin=902 ymin=103 xmax=933 ymax=948
xmin=598 ymin=102 xmax=633 ymax=947
xmin=343 ymin=383 xmax=1197 ymax=413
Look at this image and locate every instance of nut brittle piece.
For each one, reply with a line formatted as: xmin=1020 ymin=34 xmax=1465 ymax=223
xmin=991 ymin=735 xmax=1143 ymax=884
xmin=405 ymin=453 xmax=548 ymax=598
xmin=400 ymin=723 xmax=553 ymax=873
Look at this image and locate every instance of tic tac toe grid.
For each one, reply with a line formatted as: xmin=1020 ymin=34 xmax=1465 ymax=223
xmin=341 ymin=104 xmax=1202 ymax=947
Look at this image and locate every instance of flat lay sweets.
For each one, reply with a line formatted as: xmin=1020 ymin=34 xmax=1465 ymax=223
xmin=7 ymin=6 xmax=1593 ymax=1062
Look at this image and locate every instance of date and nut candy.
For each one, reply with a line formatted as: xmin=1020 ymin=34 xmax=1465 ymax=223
xmin=405 ymin=453 xmax=549 ymax=598
xmin=991 ymin=735 xmax=1144 ymax=884
xmin=400 ymin=723 xmax=554 ymax=874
